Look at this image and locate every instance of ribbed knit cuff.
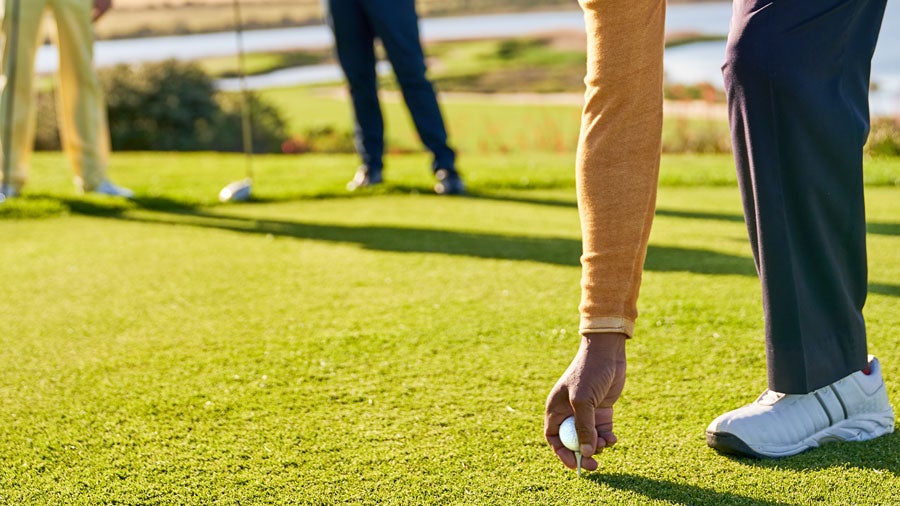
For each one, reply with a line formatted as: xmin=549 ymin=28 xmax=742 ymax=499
xmin=579 ymin=316 xmax=635 ymax=338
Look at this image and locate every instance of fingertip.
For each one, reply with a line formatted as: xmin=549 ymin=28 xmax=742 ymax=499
xmin=579 ymin=443 xmax=593 ymax=457
xmin=599 ymin=431 xmax=618 ymax=447
xmin=581 ymin=456 xmax=599 ymax=471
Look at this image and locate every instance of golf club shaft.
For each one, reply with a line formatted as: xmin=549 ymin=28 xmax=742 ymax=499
xmin=232 ymin=0 xmax=253 ymax=180
xmin=1 ymin=0 xmax=21 ymax=194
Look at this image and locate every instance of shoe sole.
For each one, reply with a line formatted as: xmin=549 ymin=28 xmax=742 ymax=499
xmin=434 ymin=183 xmax=465 ymax=195
xmin=346 ymin=181 xmax=382 ymax=191
xmin=707 ymin=409 xmax=895 ymax=458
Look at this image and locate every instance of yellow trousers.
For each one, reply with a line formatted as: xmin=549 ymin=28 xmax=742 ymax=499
xmin=1 ymin=0 xmax=110 ymax=191
xmin=576 ymin=0 xmax=666 ymax=337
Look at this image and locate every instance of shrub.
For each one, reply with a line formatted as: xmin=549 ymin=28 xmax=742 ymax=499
xmin=663 ymin=118 xmax=732 ymax=154
xmin=865 ymin=117 xmax=900 ymax=157
xmin=496 ymin=39 xmax=540 ymax=60
xmin=212 ymin=92 xmax=290 ymax=154
xmin=281 ymin=126 xmax=356 ymax=155
xmin=98 ymin=59 xmax=287 ymax=153
xmin=101 ymin=60 xmax=218 ymax=150
xmin=664 ymin=82 xmax=726 ymax=103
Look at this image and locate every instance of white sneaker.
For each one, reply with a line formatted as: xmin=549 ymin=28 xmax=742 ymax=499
xmin=0 ymin=182 xmax=20 ymax=200
xmin=706 ymin=355 xmax=894 ymax=458
xmin=88 ymin=179 xmax=134 ymax=199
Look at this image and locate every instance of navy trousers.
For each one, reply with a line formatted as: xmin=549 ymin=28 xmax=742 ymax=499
xmin=324 ymin=0 xmax=456 ymax=173
xmin=724 ymin=0 xmax=887 ymax=393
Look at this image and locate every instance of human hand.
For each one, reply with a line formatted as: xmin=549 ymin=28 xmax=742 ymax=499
xmin=544 ymin=332 xmax=626 ymax=472
xmin=92 ymin=0 xmax=112 ymax=22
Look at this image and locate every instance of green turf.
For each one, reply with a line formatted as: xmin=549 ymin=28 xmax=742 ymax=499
xmin=1 ymin=152 xmax=899 ymax=504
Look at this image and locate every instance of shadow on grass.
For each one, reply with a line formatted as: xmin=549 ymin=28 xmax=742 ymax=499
xmin=59 ymin=195 xmax=762 ymax=275
xmin=9 ymin=189 xmax=898 ymax=236
xmin=870 ymin=283 xmax=900 ymax=297
xmin=711 ymin=430 xmax=900 ymax=476
xmin=595 ymin=433 xmax=900 ymax=503
xmin=463 ymin=195 xmax=900 ymax=238
xmin=465 ymin=191 xmax=576 ymax=210
xmin=656 ymin=207 xmax=744 ymax=224
xmin=594 ymin=474 xmax=793 ymax=506
xmin=15 ymin=194 xmax=900 ymax=295
xmin=656 ymin=208 xmax=900 ymax=238
xmin=867 ymin=221 xmax=900 ymax=236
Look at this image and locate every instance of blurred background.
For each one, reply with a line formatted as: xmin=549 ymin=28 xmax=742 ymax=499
xmin=99 ymin=0 xmax=581 ymax=37
xmin=29 ymin=0 xmax=900 ymax=158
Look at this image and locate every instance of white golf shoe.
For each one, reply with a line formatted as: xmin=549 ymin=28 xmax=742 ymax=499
xmin=706 ymin=355 xmax=894 ymax=458
xmin=0 ymin=182 xmax=20 ymax=200
xmin=80 ymin=179 xmax=134 ymax=199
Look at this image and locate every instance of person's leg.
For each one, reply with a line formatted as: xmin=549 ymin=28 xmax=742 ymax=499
xmin=576 ymin=0 xmax=665 ymax=337
xmin=724 ymin=0 xmax=886 ymax=394
xmin=324 ymin=0 xmax=384 ymax=175
xmin=50 ymin=0 xmax=110 ymax=191
xmin=361 ymin=0 xmax=456 ymax=175
xmin=706 ymin=0 xmax=893 ymax=459
xmin=1 ymin=0 xmax=48 ymax=193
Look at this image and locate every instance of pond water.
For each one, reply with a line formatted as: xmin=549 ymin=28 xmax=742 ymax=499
xmin=34 ymin=1 xmax=900 ymax=114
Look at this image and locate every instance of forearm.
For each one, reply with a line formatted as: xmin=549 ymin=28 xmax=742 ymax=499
xmin=576 ymin=0 xmax=666 ymax=336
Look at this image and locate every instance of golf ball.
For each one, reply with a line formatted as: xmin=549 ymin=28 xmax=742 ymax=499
xmin=559 ymin=416 xmax=579 ymax=452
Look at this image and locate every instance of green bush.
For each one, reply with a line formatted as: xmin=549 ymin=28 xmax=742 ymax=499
xmin=663 ymin=118 xmax=732 ymax=154
xmin=98 ymin=59 xmax=288 ymax=153
xmin=101 ymin=60 xmax=218 ymax=150
xmin=865 ymin=117 xmax=900 ymax=157
xmin=664 ymin=82 xmax=726 ymax=103
xmin=281 ymin=126 xmax=356 ymax=155
xmin=495 ymin=39 xmax=540 ymax=60
xmin=212 ymin=92 xmax=290 ymax=154
xmin=34 ymin=60 xmax=288 ymax=153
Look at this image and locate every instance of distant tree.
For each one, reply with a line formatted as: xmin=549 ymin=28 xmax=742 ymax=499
xmin=98 ymin=59 xmax=287 ymax=153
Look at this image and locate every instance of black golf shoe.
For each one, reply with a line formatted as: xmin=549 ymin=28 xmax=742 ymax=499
xmin=434 ymin=169 xmax=466 ymax=195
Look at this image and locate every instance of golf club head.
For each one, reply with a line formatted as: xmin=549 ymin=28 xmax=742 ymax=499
xmin=219 ymin=178 xmax=252 ymax=202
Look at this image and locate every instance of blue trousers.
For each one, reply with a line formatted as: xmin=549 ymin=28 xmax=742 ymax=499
xmin=324 ymin=0 xmax=456 ymax=173
xmin=724 ymin=0 xmax=887 ymax=393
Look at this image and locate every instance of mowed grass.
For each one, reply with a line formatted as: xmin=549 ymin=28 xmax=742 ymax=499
xmin=1 ymin=151 xmax=899 ymax=504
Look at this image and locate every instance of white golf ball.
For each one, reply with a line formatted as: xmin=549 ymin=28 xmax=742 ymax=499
xmin=559 ymin=416 xmax=579 ymax=452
